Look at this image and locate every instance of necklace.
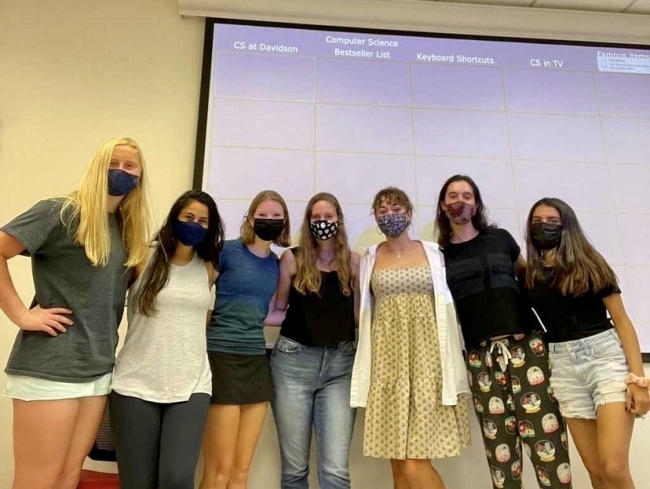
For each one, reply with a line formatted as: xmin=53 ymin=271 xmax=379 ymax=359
xmin=387 ymin=240 xmax=410 ymax=259
xmin=317 ymin=254 xmax=333 ymax=262
xmin=390 ymin=247 xmax=404 ymax=258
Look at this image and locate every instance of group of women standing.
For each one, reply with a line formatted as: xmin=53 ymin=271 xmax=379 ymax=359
xmin=0 ymin=137 xmax=648 ymax=489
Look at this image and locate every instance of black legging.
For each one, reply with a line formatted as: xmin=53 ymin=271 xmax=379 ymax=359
xmin=109 ymin=391 xmax=210 ymax=489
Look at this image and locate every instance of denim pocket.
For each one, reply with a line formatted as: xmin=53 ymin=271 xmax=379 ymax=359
xmin=608 ymin=328 xmax=623 ymax=346
xmin=548 ymin=352 xmax=555 ymax=370
xmin=590 ymin=338 xmax=624 ymax=360
xmin=275 ymin=336 xmax=302 ymax=354
xmin=340 ymin=341 xmax=357 ymax=356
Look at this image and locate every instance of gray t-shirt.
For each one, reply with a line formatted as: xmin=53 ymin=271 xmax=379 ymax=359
xmin=1 ymin=198 xmax=128 ymax=382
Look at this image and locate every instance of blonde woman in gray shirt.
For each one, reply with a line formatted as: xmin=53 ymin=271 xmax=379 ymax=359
xmin=0 ymin=137 xmax=152 ymax=489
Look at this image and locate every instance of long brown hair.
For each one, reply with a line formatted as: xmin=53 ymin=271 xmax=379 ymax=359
xmin=240 ymin=190 xmax=291 ymax=247
xmin=134 ymin=191 xmax=224 ymax=316
xmin=524 ymin=197 xmax=617 ymax=296
xmin=294 ymin=193 xmax=354 ymax=297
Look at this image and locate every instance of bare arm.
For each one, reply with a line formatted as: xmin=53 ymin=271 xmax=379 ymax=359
xmin=264 ymin=292 xmax=282 ymax=326
xmin=0 ymin=231 xmax=71 ymax=336
xmin=351 ymin=251 xmax=361 ymax=327
xmin=206 ymin=262 xmax=220 ymax=288
xmin=603 ymin=293 xmax=650 ymax=415
xmin=264 ymin=249 xmax=296 ymax=326
xmin=128 ymin=255 xmax=149 ymax=288
xmin=205 ymin=263 xmax=219 ymax=325
xmin=0 ymin=232 xmax=28 ymax=323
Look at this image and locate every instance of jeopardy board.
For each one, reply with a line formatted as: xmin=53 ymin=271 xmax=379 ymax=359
xmin=196 ymin=20 xmax=650 ymax=354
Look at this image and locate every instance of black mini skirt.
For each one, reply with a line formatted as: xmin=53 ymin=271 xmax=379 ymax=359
xmin=207 ymin=351 xmax=274 ymax=405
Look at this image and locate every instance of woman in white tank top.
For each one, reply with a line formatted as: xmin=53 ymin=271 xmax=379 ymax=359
xmin=110 ymin=190 xmax=224 ymax=489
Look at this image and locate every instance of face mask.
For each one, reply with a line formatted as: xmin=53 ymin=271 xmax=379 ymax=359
xmin=445 ymin=201 xmax=475 ymax=225
xmin=173 ymin=220 xmax=207 ymax=247
xmin=253 ymin=218 xmax=285 ymax=242
xmin=108 ymin=169 xmax=139 ymax=197
xmin=530 ymin=222 xmax=563 ymax=250
xmin=377 ymin=213 xmax=409 ymax=238
xmin=309 ymin=220 xmax=339 ymax=241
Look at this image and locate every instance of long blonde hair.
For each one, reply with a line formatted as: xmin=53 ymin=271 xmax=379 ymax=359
xmin=294 ymin=193 xmax=354 ymax=297
xmin=240 ymin=190 xmax=291 ymax=247
xmin=61 ymin=137 xmax=152 ymax=267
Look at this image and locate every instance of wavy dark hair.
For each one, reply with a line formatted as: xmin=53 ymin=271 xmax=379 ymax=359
xmin=435 ymin=174 xmax=495 ymax=247
xmin=524 ymin=197 xmax=617 ymax=297
xmin=134 ymin=190 xmax=225 ymax=316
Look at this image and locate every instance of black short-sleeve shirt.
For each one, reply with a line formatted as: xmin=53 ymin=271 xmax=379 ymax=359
xmin=525 ymin=268 xmax=619 ymax=343
xmin=442 ymin=228 xmax=533 ymax=348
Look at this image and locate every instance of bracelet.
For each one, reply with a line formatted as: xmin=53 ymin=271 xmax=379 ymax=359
xmin=625 ymin=373 xmax=650 ymax=388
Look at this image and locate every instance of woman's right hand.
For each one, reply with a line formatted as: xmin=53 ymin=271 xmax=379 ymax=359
xmin=15 ymin=305 xmax=73 ymax=336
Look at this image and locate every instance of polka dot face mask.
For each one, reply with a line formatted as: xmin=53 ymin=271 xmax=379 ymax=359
xmin=309 ymin=220 xmax=339 ymax=240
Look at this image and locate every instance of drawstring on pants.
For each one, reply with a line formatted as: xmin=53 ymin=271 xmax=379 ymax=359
xmin=489 ymin=339 xmax=512 ymax=372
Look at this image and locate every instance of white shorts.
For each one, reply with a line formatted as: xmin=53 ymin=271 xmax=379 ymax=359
xmin=2 ymin=372 xmax=112 ymax=401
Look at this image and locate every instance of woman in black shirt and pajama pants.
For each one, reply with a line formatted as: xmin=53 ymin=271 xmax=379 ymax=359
xmin=435 ymin=175 xmax=572 ymax=489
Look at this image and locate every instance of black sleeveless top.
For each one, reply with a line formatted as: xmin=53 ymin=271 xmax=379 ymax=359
xmin=279 ymin=249 xmax=355 ymax=347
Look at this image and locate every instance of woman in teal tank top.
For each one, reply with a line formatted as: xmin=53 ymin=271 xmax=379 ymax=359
xmin=200 ymin=190 xmax=291 ymax=489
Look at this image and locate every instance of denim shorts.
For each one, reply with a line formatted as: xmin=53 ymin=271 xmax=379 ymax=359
xmin=548 ymin=329 xmax=628 ymax=419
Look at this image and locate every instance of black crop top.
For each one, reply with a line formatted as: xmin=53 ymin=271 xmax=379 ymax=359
xmin=279 ymin=249 xmax=355 ymax=347
xmin=525 ymin=268 xmax=619 ymax=343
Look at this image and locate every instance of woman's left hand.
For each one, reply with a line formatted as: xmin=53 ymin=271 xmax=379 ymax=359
xmin=626 ymin=384 xmax=650 ymax=417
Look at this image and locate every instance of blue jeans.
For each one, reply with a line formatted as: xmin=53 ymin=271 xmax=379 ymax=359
xmin=270 ymin=335 xmax=357 ymax=489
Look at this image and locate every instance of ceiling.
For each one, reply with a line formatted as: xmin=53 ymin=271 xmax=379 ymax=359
xmin=429 ymin=0 xmax=650 ymax=14
xmin=178 ymin=0 xmax=650 ymax=44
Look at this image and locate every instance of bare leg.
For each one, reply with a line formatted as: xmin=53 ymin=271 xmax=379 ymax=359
xmin=566 ymin=405 xmax=635 ymax=489
xmin=227 ymin=402 xmax=268 ymax=489
xmin=199 ymin=405 xmax=241 ymax=489
xmin=391 ymin=459 xmax=446 ymax=489
xmin=12 ymin=395 xmax=106 ymax=489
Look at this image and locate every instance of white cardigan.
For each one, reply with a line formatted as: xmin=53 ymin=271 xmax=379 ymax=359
xmin=350 ymin=240 xmax=469 ymax=408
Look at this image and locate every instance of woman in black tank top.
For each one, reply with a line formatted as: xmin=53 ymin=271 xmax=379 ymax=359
xmin=268 ymin=192 xmax=360 ymax=489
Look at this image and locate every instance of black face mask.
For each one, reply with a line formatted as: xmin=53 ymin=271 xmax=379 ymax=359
xmin=253 ymin=218 xmax=285 ymax=242
xmin=530 ymin=222 xmax=563 ymax=250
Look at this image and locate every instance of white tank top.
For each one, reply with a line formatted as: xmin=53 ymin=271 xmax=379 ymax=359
xmin=111 ymin=253 xmax=213 ymax=402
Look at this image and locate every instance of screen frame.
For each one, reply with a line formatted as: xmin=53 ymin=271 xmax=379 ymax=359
xmin=193 ymin=17 xmax=650 ymax=361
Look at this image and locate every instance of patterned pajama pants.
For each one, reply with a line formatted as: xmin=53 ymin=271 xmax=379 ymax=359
xmin=467 ymin=333 xmax=573 ymax=489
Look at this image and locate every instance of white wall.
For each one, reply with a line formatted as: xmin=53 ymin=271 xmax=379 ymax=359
xmin=0 ymin=1 xmax=648 ymax=488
